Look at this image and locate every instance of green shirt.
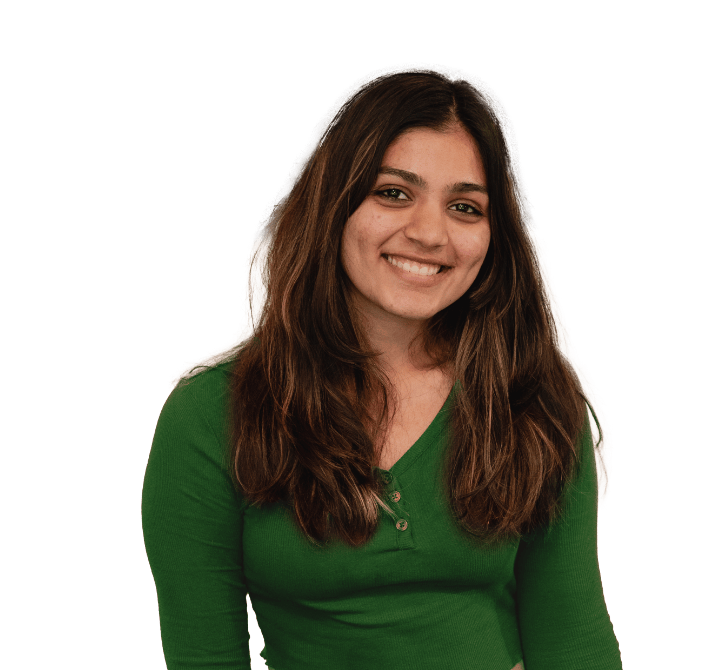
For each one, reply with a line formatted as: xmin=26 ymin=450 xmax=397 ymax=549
xmin=142 ymin=361 xmax=622 ymax=669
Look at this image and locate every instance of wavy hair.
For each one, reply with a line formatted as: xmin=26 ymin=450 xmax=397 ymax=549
xmin=180 ymin=69 xmax=605 ymax=548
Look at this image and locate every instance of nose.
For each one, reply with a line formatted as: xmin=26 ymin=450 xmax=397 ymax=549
xmin=403 ymin=200 xmax=449 ymax=249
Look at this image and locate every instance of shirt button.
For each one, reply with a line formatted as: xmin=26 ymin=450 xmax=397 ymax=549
xmin=391 ymin=491 xmax=401 ymax=502
xmin=381 ymin=472 xmax=392 ymax=484
xmin=396 ymin=519 xmax=408 ymax=531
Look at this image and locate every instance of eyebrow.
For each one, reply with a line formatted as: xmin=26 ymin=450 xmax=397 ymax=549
xmin=378 ymin=166 xmax=488 ymax=195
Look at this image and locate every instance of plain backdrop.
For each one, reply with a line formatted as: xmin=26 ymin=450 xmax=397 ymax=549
xmin=2 ymin=1 xmax=718 ymax=668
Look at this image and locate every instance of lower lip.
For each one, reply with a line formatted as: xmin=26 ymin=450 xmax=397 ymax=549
xmin=381 ymin=255 xmax=451 ymax=285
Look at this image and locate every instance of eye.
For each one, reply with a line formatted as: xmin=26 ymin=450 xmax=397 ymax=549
xmin=374 ymin=187 xmax=410 ymax=201
xmin=450 ymin=202 xmax=484 ymax=217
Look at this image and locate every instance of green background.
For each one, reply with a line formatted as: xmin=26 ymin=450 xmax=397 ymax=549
xmin=0 ymin=0 xmax=718 ymax=670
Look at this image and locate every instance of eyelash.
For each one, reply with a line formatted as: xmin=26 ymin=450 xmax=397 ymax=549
xmin=374 ymin=188 xmax=484 ymax=217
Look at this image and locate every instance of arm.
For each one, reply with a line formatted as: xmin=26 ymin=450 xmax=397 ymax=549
xmin=514 ymin=409 xmax=622 ymax=670
xmin=141 ymin=373 xmax=251 ymax=669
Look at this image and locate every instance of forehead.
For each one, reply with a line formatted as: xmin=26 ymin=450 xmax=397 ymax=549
xmin=381 ymin=126 xmax=486 ymax=182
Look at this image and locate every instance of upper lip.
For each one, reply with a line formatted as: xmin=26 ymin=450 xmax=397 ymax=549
xmin=383 ymin=253 xmax=450 ymax=267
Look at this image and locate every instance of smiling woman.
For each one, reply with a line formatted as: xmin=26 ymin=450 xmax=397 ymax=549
xmin=142 ymin=70 xmax=623 ymax=670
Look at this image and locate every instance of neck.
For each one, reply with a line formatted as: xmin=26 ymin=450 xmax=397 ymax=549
xmin=352 ymin=311 xmax=447 ymax=388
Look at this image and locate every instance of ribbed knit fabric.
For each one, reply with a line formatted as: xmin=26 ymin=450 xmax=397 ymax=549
xmin=142 ymin=362 xmax=622 ymax=670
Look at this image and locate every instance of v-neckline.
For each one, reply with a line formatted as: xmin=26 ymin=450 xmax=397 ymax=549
xmin=378 ymin=379 xmax=459 ymax=475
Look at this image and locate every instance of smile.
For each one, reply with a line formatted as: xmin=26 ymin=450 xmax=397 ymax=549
xmin=382 ymin=254 xmax=447 ymax=277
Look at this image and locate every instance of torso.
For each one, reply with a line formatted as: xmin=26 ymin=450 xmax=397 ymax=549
xmin=372 ymin=370 xmax=523 ymax=670
xmin=374 ymin=367 xmax=455 ymax=471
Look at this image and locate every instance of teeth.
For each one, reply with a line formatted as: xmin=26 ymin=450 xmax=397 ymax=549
xmin=385 ymin=255 xmax=442 ymax=276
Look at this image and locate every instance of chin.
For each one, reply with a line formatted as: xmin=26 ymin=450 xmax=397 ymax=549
xmin=387 ymin=306 xmax=440 ymax=321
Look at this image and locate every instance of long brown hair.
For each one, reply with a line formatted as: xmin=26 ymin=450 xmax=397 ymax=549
xmin=180 ymin=69 xmax=605 ymax=548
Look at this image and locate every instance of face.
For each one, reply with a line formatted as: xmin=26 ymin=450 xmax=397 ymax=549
xmin=340 ymin=125 xmax=491 ymax=330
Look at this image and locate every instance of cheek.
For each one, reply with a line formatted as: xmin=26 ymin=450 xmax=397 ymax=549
xmin=344 ymin=210 xmax=385 ymax=258
xmin=340 ymin=218 xmax=370 ymax=277
xmin=458 ymin=226 xmax=492 ymax=268
xmin=340 ymin=230 xmax=357 ymax=275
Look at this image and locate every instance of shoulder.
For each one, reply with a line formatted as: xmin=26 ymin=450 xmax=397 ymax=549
xmin=564 ymin=403 xmax=598 ymax=510
xmin=169 ymin=360 xmax=234 ymax=398
xmin=581 ymin=401 xmax=610 ymax=509
xmin=155 ymin=361 xmax=236 ymax=457
xmin=144 ymin=360 xmax=248 ymax=529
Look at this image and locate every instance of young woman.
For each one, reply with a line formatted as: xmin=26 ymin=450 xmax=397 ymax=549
xmin=142 ymin=70 xmax=622 ymax=670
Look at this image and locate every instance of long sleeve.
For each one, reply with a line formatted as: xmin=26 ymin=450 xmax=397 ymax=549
xmin=514 ymin=409 xmax=622 ymax=670
xmin=141 ymin=372 xmax=251 ymax=669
